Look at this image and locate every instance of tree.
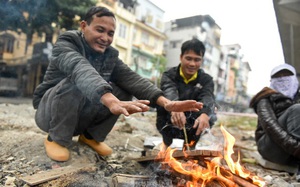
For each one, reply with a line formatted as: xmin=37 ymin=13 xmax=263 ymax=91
xmin=0 ymin=0 xmax=97 ymax=52
xmin=151 ymin=55 xmax=167 ymax=86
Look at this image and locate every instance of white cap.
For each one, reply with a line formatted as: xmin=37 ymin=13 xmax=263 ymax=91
xmin=270 ymin=63 xmax=296 ymax=77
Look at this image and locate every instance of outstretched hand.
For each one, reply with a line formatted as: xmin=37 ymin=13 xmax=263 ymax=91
xmin=109 ymin=100 xmax=150 ymax=116
xmin=164 ymin=100 xmax=203 ymax=112
xmin=100 ymin=93 xmax=150 ymax=116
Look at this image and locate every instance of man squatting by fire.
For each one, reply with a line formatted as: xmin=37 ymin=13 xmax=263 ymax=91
xmin=32 ymin=6 xmax=203 ymax=162
xmin=156 ymin=38 xmax=217 ymax=150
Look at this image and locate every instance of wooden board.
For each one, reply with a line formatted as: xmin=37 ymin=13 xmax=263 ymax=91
xmin=135 ymin=149 xmax=222 ymax=162
xmin=19 ymin=164 xmax=95 ymax=186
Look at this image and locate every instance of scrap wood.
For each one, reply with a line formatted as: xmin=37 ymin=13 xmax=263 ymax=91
xmin=134 ymin=149 xmax=222 ymax=162
xmin=19 ymin=163 xmax=95 ymax=186
xmin=112 ymin=173 xmax=150 ymax=187
xmin=112 ymin=173 xmax=172 ymax=187
xmin=219 ymin=167 xmax=259 ymax=187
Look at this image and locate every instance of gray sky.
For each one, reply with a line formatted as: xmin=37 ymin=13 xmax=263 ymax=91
xmin=151 ymin=0 xmax=284 ymax=95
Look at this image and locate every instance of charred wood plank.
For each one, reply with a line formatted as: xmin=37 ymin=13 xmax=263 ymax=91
xmin=135 ymin=149 xmax=222 ymax=162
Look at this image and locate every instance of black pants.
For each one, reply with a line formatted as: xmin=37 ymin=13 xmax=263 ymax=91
xmin=157 ymin=106 xmax=217 ymax=147
xmin=35 ymin=78 xmax=131 ymax=147
xmin=160 ymin=124 xmax=201 ymax=147
xmin=257 ymin=104 xmax=300 ymax=166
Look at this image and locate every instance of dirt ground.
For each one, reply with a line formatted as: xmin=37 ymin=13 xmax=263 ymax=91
xmin=0 ymin=97 xmax=299 ymax=187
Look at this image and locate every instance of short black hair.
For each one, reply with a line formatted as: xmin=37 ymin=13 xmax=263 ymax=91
xmin=181 ymin=38 xmax=206 ymax=57
xmin=84 ymin=6 xmax=115 ymax=25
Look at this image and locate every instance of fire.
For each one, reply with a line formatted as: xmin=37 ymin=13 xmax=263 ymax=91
xmin=157 ymin=125 xmax=266 ymax=187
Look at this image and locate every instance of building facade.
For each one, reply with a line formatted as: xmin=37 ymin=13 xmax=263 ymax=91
xmin=130 ymin=0 xmax=166 ymax=83
xmin=98 ymin=0 xmax=166 ymax=83
xmin=218 ymin=44 xmax=251 ymax=112
xmin=0 ymin=29 xmax=49 ymax=96
xmin=0 ymin=0 xmax=253 ymax=112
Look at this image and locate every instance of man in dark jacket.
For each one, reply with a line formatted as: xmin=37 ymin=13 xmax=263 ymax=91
xmin=156 ymin=38 xmax=217 ymax=150
xmin=250 ymin=63 xmax=300 ymax=178
xmin=33 ymin=6 xmax=203 ymax=162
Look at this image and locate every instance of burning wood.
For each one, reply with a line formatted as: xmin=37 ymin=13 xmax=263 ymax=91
xmin=112 ymin=171 xmax=259 ymax=187
xmin=152 ymin=125 xmax=266 ymax=187
xmin=169 ymin=163 xmax=261 ymax=187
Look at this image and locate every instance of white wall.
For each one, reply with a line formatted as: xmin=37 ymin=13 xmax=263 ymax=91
xmin=136 ymin=0 xmax=165 ymax=32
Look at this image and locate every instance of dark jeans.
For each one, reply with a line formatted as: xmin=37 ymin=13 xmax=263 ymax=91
xmin=35 ymin=78 xmax=131 ymax=147
xmin=257 ymin=104 xmax=300 ymax=165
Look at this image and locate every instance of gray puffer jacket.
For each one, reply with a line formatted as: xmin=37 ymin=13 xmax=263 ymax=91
xmin=33 ymin=30 xmax=163 ymax=109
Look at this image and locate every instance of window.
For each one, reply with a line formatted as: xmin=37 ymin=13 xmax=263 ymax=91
xmin=146 ymin=15 xmax=153 ymax=24
xmin=205 ymin=42 xmax=213 ymax=54
xmin=156 ymin=20 xmax=163 ymax=30
xmin=103 ymin=0 xmax=115 ymax=6
xmin=132 ymin=28 xmax=137 ymax=42
xmin=141 ymin=32 xmax=149 ymax=45
xmin=170 ymin=40 xmax=181 ymax=49
xmin=118 ymin=23 xmax=127 ymax=39
xmin=0 ymin=33 xmax=15 ymax=54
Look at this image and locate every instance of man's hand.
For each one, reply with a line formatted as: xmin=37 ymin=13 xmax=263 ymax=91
xmin=164 ymin=100 xmax=203 ymax=112
xmin=193 ymin=113 xmax=210 ymax=135
xmin=170 ymin=112 xmax=186 ymax=129
xmin=108 ymin=100 xmax=150 ymax=116
xmin=101 ymin=93 xmax=150 ymax=116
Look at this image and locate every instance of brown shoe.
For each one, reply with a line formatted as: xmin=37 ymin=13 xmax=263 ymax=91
xmin=44 ymin=138 xmax=70 ymax=161
xmin=78 ymin=135 xmax=113 ymax=156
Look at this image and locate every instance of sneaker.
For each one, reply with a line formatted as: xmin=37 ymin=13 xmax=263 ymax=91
xmin=78 ymin=135 xmax=113 ymax=156
xmin=44 ymin=138 xmax=70 ymax=161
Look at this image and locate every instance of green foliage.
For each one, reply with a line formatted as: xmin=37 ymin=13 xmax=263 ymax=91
xmin=0 ymin=0 xmax=97 ymax=42
xmin=151 ymin=55 xmax=167 ymax=74
xmin=151 ymin=55 xmax=167 ymax=86
xmin=215 ymin=115 xmax=258 ymax=131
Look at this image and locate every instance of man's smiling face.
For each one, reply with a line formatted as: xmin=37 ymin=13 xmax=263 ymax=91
xmin=180 ymin=50 xmax=203 ymax=79
xmin=80 ymin=15 xmax=116 ymax=53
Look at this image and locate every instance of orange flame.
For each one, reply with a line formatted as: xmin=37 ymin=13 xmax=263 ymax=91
xmin=220 ymin=125 xmax=265 ymax=186
xmin=158 ymin=125 xmax=266 ymax=187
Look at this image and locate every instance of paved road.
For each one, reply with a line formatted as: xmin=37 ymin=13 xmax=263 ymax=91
xmin=0 ymin=96 xmax=257 ymax=117
xmin=0 ymin=96 xmax=32 ymax=105
xmin=218 ymin=111 xmax=257 ymax=117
